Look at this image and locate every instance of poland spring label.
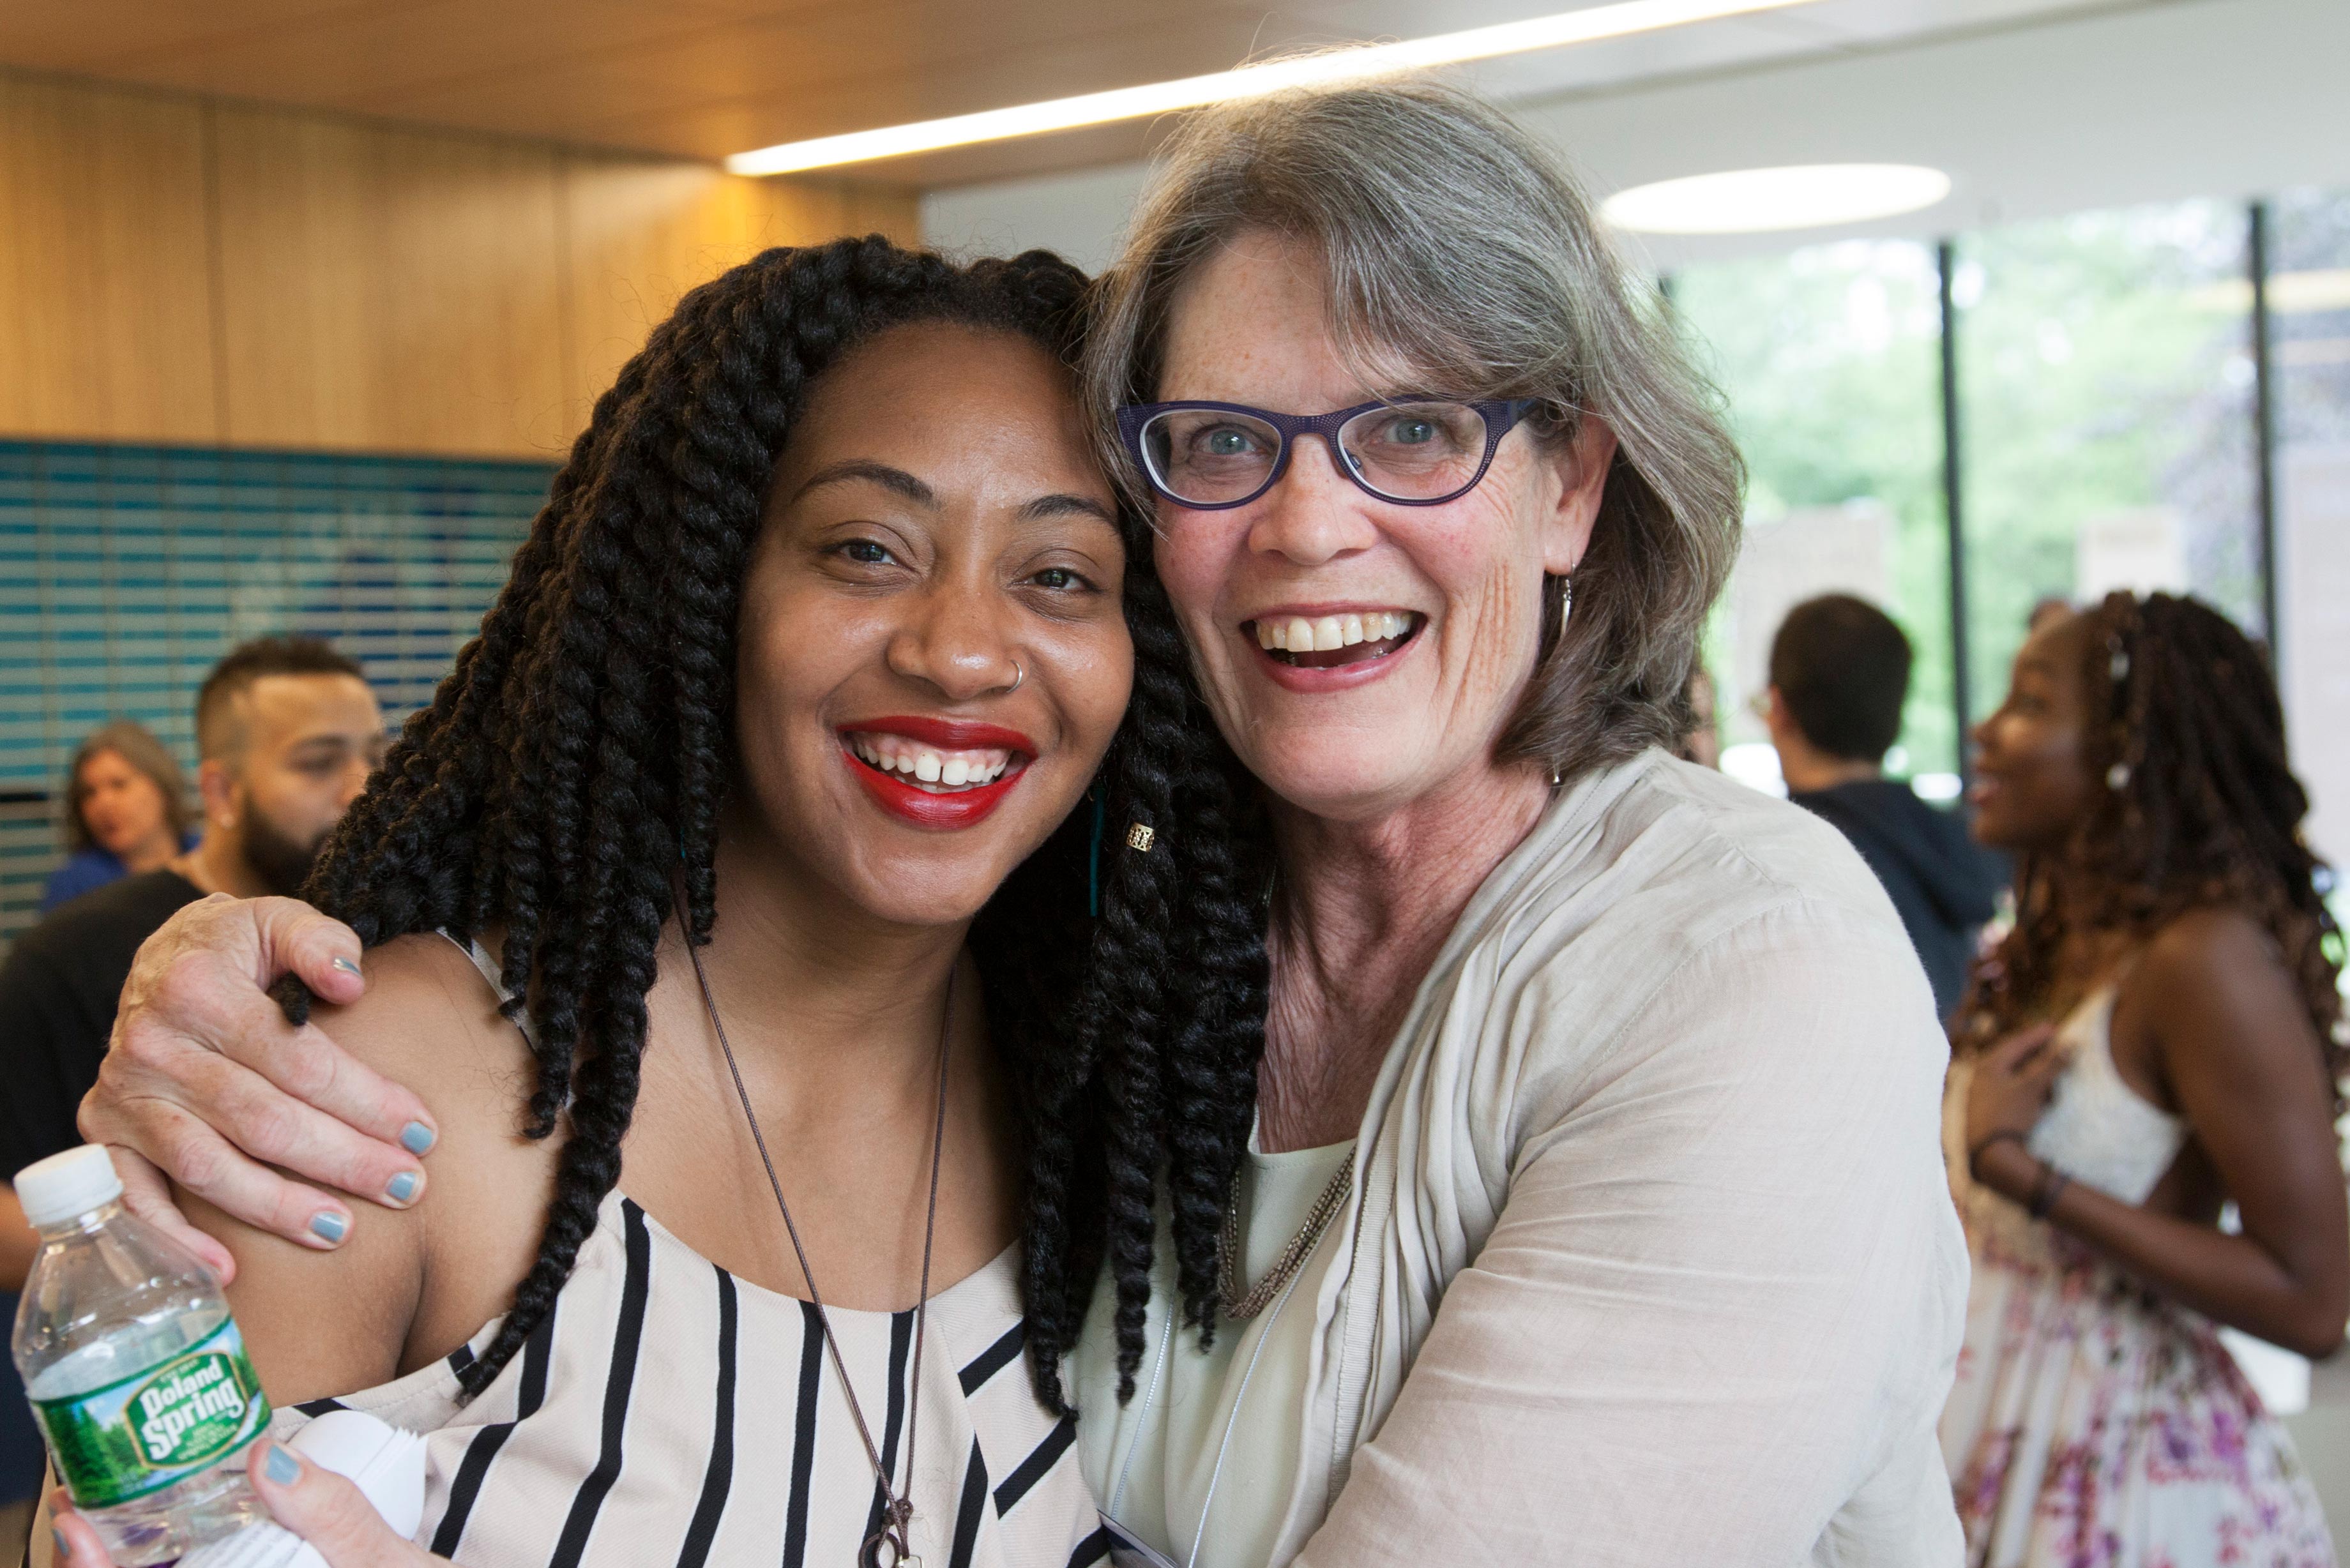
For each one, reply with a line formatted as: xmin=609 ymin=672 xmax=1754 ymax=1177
xmin=33 ymin=1321 xmax=272 ymax=1508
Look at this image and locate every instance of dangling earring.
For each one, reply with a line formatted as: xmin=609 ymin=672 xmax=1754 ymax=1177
xmin=1545 ymin=575 xmax=1573 ymax=790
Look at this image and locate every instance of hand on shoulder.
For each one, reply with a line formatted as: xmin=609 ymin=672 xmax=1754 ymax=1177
xmin=186 ymin=931 xmax=555 ymax=1405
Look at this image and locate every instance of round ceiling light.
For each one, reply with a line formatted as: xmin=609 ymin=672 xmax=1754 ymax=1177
xmin=1601 ymin=164 xmax=1953 ymax=235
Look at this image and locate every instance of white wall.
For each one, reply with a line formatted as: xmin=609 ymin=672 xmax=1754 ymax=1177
xmin=921 ymin=0 xmax=2350 ymax=274
xmin=2281 ymin=445 xmax=2350 ymax=875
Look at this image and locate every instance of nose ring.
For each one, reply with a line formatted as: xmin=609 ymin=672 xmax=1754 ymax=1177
xmin=1003 ymin=659 xmax=1024 ymax=695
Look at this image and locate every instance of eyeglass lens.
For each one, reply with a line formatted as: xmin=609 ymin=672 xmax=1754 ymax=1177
xmin=1141 ymin=402 xmax=1491 ymax=506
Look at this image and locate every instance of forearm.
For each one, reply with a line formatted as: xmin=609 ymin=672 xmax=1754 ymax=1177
xmin=1976 ymin=1142 xmax=2344 ymax=1357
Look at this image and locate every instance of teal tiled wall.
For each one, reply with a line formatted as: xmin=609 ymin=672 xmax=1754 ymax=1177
xmin=0 ymin=442 xmax=556 ymax=946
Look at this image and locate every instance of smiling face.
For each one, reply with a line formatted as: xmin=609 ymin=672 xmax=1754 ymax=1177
xmin=1148 ymin=229 xmax=1614 ymax=824
xmin=1970 ymin=611 xmax=2100 ymax=852
xmin=729 ymin=320 xmax=1132 ymax=928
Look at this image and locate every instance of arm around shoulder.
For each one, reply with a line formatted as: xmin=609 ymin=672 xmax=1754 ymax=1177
xmin=182 ymin=933 xmax=550 ymax=1407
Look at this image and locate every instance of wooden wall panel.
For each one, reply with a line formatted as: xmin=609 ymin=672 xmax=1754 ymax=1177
xmin=558 ymin=155 xmax=918 ymax=437
xmin=210 ymin=104 xmax=571 ymax=457
xmin=0 ymin=67 xmax=919 ymax=457
xmin=0 ymin=74 xmax=218 ymax=442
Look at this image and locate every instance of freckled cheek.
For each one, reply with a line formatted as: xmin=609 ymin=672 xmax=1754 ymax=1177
xmin=1153 ymin=524 xmax=1250 ymax=690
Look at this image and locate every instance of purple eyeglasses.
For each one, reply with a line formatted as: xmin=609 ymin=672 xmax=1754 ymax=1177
xmin=1116 ymin=397 xmax=1542 ymax=511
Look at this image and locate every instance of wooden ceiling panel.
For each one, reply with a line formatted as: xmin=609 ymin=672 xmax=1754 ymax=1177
xmin=0 ymin=0 xmax=386 ymax=75
xmin=73 ymin=2 xmax=737 ymax=116
xmin=563 ymin=3 xmax=1283 ymax=155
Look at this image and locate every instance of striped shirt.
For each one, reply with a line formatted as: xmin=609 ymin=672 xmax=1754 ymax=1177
xmin=274 ymin=1190 xmax=1107 ymax=1567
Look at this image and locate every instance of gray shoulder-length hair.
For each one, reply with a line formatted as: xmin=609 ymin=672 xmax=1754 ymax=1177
xmin=1083 ymin=77 xmax=1743 ymax=784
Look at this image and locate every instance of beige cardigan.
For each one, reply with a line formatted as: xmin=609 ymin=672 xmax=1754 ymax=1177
xmin=1073 ymin=749 xmax=1968 ymax=1566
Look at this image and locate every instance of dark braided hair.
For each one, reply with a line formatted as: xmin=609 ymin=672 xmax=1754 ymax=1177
xmin=281 ymin=236 xmax=1271 ymax=1408
xmin=1962 ymin=592 xmax=2345 ymax=1101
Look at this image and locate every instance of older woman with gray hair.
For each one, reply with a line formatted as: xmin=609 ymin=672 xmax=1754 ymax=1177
xmin=73 ymin=80 xmax=1962 ymax=1565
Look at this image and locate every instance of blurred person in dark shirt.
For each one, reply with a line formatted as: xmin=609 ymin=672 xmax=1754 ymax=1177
xmin=1766 ymin=594 xmax=2003 ymax=1020
xmin=0 ymin=637 xmax=385 ymax=1532
xmin=1 ymin=636 xmax=386 ymax=1192
xmin=1 ymin=637 xmax=384 ymax=1525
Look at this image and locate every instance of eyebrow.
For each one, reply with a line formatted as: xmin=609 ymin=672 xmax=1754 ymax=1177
xmin=791 ymin=460 xmax=936 ymax=509
xmin=794 ymin=461 xmax=1116 ymax=527
xmin=1019 ymin=493 xmax=1119 ymax=526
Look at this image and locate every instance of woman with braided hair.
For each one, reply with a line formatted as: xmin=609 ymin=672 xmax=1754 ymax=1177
xmin=47 ymin=236 xmax=1273 ymax=1568
xmin=1944 ymin=591 xmax=2346 ymax=1565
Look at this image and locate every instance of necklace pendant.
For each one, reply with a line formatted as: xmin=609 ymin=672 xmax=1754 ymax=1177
xmin=863 ymin=1524 xmax=916 ymax=1568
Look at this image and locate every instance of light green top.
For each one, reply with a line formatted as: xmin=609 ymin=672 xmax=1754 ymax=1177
xmin=1079 ymin=1133 xmax=1355 ymax=1568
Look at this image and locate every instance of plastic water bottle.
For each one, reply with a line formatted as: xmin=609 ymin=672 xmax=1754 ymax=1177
xmin=13 ymin=1146 xmax=273 ymax=1564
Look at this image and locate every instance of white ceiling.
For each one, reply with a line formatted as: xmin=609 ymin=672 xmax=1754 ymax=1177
xmin=924 ymin=0 xmax=2349 ymax=270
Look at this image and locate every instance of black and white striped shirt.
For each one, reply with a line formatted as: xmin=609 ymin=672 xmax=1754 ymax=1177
xmin=278 ymin=1189 xmax=1107 ymax=1567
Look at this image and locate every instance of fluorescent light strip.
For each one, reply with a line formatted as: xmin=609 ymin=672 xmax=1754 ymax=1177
xmin=726 ymin=0 xmax=1819 ymax=176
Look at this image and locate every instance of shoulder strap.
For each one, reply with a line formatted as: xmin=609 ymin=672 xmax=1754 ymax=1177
xmin=432 ymin=930 xmax=534 ymax=1047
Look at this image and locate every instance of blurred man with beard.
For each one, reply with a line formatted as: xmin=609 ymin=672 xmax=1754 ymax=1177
xmin=1 ymin=637 xmax=383 ymax=1265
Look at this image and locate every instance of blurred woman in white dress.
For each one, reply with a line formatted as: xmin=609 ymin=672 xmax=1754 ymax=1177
xmin=1945 ymin=591 xmax=2345 ymax=1567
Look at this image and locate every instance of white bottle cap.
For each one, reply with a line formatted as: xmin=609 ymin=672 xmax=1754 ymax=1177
xmin=14 ymin=1145 xmax=125 ymax=1228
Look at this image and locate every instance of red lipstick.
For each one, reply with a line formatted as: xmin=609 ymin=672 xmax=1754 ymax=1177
xmin=846 ymin=716 xmax=1035 ymax=752
xmin=838 ymin=716 xmax=1036 ymax=831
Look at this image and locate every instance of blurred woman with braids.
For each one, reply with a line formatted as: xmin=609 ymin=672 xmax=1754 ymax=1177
xmin=49 ymin=237 xmax=1270 ymax=1568
xmin=1943 ymin=591 xmax=2346 ymax=1566
xmin=79 ymin=80 xmax=1968 ymax=1566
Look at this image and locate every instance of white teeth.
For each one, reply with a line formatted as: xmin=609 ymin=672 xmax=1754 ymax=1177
xmin=848 ymin=734 xmax=1015 ymax=790
xmin=1250 ymin=611 xmax=1420 ymax=654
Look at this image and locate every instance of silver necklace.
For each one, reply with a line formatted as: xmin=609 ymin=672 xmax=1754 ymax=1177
xmin=681 ymin=909 xmax=953 ymax=1568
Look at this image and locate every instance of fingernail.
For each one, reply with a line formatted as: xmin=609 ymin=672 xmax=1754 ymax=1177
xmin=52 ymin=1527 xmax=68 ymax=1564
xmin=308 ymin=1211 xmax=349 ymax=1243
xmin=331 ymin=956 xmax=361 ymax=976
xmin=264 ymin=1443 xmax=300 ymax=1484
xmin=386 ymin=1171 xmax=420 ymax=1203
xmin=400 ymin=1122 xmax=437 ymax=1156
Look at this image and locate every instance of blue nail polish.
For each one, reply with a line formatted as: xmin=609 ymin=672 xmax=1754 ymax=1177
xmin=386 ymin=1172 xmax=420 ymax=1203
xmin=399 ymin=1122 xmax=437 ymax=1156
xmin=265 ymin=1444 xmax=300 ymax=1484
xmin=330 ymin=955 xmax=361 ymax=976
xmin=52 ymin=1526 xmax=68 ymax=1563
xmin=308 ymin=1211 xmax=348 ymax=1243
